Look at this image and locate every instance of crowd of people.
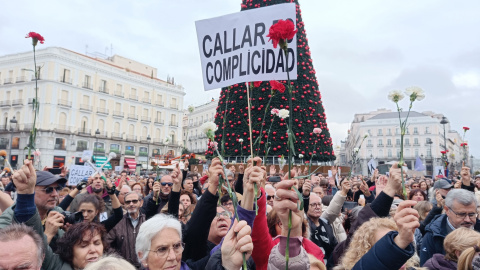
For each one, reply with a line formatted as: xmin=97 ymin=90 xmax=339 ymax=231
xmin=1 ymin=157 xmax=480 ymax=270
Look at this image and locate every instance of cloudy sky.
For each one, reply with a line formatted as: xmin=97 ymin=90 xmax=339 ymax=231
xmin=1 ymin=0 xmax=479 ymax=156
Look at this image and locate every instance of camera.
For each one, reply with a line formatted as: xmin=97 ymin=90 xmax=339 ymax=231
xmin=61 ymin=211 xmax=84 ymax=224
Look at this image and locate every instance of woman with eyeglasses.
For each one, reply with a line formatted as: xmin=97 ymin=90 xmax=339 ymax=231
xmin=77 ymin=179 xmax=123 ymax=232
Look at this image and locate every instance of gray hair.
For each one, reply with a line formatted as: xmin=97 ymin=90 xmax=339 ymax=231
xmin=445 ymin=189 xmax=478 ymax=208
xmin=120 ymin=185 xmax=132 ymax=192
xmin=225 ymin=169 xmax=234 ymax=179
xmin=136 ymin=214 xmax=182 ymax=262
xmin=124 ymin=191 xmax=142 ymax=201
xmin=0 ymin=224 xmax=44 ymax=266
xmin=84 ymin=254 xmax=136 ymax=270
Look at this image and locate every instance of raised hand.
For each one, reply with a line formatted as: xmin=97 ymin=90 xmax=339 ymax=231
xmin=229 ymin=165 xmax=236 ymax=174
xmin=302 ymin=179 xmax=311 ymax=197
xmin=339 ymin=179 xmax=351 ymax=196
xmin=221 ymin=220 xmax=253 ymax=270
xmin=273 ymin=180 xmax=304 ymax=237
xmin=13 ymin=159 xmax=36 ymax=194
xmin=384 ymin=163 xmax=404 ymax=197
xmin=44 ymin=211 xmax=64 ymax=243
xmin=331 ymin=166 xmax=338 ymax=177
xmin=269 ymin=165 xmax=277 ymax=175
xmin=172 ymin=164 xmax=183 ymax=192
xmin=152 ymin=181 xmax=161 ymax=200
xmin=244 ymin=157 xmax=263 ymax=193
xmin=375 ymin=175 xmax=388 ymax=195
xmin=393 ymin=200 xmax=420 ymax=249
xmin=207 ymin=158 xmax=225 ymax=195
xmin=461 ymin=166 xmax=471 ymax=183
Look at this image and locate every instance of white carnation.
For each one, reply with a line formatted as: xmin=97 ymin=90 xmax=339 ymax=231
xmin=201 ymin=121 xmax=218 ymax=134
xmin=388 ymin=90 xmax=404 ymax=103
xmin=354 ymin=147 xmax=359 ymax=153
xmin=364 ymin=133 xmax=369 ymax=138
xmin=278 ymin=109 xmax=289 ymax=119
xmin=299 ymin=154 xmax=304 ymax=158
xmin=239 ymin=138 xmax=244 ymax=143
xmin=405 ymin=86 xmax=425 ymax=101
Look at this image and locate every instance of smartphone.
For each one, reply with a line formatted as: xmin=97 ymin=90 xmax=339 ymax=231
xmin=268 ymin=176 xmax=281 ymax=183
xmin=360 ymin=194 xmax=365 ymax=199
xmin=48 ymin=168 xmax=62 ymax=175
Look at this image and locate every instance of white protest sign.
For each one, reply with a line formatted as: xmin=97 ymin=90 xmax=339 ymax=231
xmin=68 ymin=165 xmax=96 ymax=186
xmin=196 ymin=3 xmax=297 ymax=90
xmin=115 ymin=166 xmax=122 ymax=172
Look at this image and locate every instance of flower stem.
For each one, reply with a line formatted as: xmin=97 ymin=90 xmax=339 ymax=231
xmin=28 ymin=45 xmax=39 ymax=159
xmin=285 ymin=210 xmax=292 ymax=270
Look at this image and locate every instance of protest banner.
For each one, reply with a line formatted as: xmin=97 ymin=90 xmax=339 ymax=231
xmin=196 ymin=3 xmax=297 ymax=90
xmin=68 ymin=165 xmax=96 ymax=186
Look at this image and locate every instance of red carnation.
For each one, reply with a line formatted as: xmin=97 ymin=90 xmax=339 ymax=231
xmin=266 ymin=19 xmax=297 ymax=49
xmin=461 ymin=143 xmax=468 ymax=147
xmin=25 ymin=32 xmax=45 ymax=46
xmin=463 ymin=127 xmax=470 ymax=131
xmin=254 ymin=81 xmax=262 ymax=88
xmin=270 ymin=80 xmax=285 ymax=93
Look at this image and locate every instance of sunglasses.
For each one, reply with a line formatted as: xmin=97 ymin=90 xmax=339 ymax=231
xmin=125 ymin=199 xmax=139 ymax=205
xmin=267 ymin=195 xmax=274 ymax=200
xmin=40 ymin=186 xmax=62 ymax=194
xmin=161 ymin=182 xmax=173 ymax=187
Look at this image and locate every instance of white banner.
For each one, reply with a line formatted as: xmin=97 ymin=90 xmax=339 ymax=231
xmin=367 ymin=158 xmax=377 ymax=174
xmin=68 ymin=165 xmax=96 ymax=186
xmin=195 ymin=3 xmax=297 ymax=91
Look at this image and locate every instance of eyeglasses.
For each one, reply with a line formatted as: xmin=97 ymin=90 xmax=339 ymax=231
xmin=39 ymin=186 xmax=62 ymax=194
xmin=125 ymin=200 xmax=139 ymax=205
xmin=161 ymin=182 xmax=173 ymax=187
xmin=267 ymin=195 xmax=274 ymax=200
xmin=309 ymin=203 xmax=322 ymax=208
xmin=215 ymin=211 xmax=232 ymax=219
xmin=149 ymin=242 xmax=185 ymax=257
xmin=448 ymin=206 xmax=477 ymax=220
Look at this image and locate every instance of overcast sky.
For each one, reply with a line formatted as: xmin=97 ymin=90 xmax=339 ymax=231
xmin=1 ymin=0 xmax=479 ymax=156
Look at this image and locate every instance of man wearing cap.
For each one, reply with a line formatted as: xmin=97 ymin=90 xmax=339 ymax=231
xmin=420 ymin=189 xmax=480 ymax=265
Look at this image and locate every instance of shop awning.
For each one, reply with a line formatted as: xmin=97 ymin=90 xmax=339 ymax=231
xmin=93 ymin=156 xmax=112 ymax=169
xmin=125 ymin=158 xmax=137 ymax=170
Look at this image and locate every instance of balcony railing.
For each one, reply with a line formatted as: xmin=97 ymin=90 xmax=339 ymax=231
xmin=113 ymin=111 xmax=124 ymax=118
xmin=12 ymin=99 xmax=23 ymax=106
xmin=114 ymin=91 xmax=124 ymax=98
xmin=4 ymin=78 xmax=13 ymax=84
xmin=60 ymin=77 xmax=72 ymax=84
xmin=111 ymin=133 xmax=123 ymax=139
xmin=377 ymin=144 xmax=384 ymax=147
xmin=367 ymin=144 xmax=373 ymax=147
xmin=142 ymin=98 xmax=150 ymax=104
xmin=169 ymin=122 xmax=178 ymax=127
xmin=386 ymin=144 xmax=393 ymax=147
xmin=156 ymin=101 xmax=164 ymax=107
xmin=31 ymin=75 xmax=41 ymax=81
xmin=16 ymin=76 xmax=26 ymax=83
xmin=154 ymin=119 xmax=164 ymax=125
xmin=55 ymin=125 xmax=71 ymax=133
xmin=79 ymin=104 xmax=92 ymax=112
xmin=129 ymin=95 xmax=138 ymax=101
xmin=170 ymin=105 xmax=179 ymax=110
xmin=128 ymin=114 xmax=138 ymax=120
xmin=28 ymin=98 xmax=34 ymax=105
xmin=0 ymin=101 xmax=11 ymax=107
xmin=78 ymin=128 xmax=91 ymax=135
xmin=141 ymin=116 xmax=151 ymax=122
xmin=153 ymin=138 xmax=163 ymax=144
xmin=58 ymin=99 xmax=72 ymax=107
xmin=82 ymin=82 xmax=93 ymax=90
xmin=140 ymin=136 xmax=151 ymax=142
xmin=126 ymin=135 xmax=137 ymax=141
xmin=98 ymin=86 xmax=109 ymax=94
xmin=96 ymin=107 xmax=109 ymax=115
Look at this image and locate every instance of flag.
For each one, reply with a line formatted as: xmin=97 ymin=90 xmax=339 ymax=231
xmin=367 ymin=158 xmax=377 ymax=174
xmin=414 ymin=156 xmax=425 ymax=171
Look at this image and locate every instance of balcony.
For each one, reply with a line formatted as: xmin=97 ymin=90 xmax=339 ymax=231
xmin=4 ymin=78 xmax=13 ymax=84
xmin=31 ymin=75 xmax=41 ymax=81
xmin=111 ymin=132 xmax=123 ymax=140
xmin=59 ymin=77 xmax=72 ymax=84
xmin=154 ymin=119 xmax=164 ymax=125
xmin=79 ymin=104 xmax=92 ymax=112
xmin=82 ymin=81 xmax=93 ymax=90
xmin=142 ymin=97 xmax=150 ymax=104
xmin=28 ymin=98 xmax=34 ymax=105
xmin=377 ymin=144 xmax=384 ymax=147
xmin=127 ymin=114 xmax=138 ymax=120
xmin=367 ymin=144 xmax=373 ymax=147
xmin=96 ymin=107 xmax=109 ymax=115
xmin=129 ymin=95 xmax=138 ymax=101
xmin=58 ymin=100 xmax=72 ymax=108
xmin=16 ymin=76 xmax=26 ymax=83
xmin=98 ymin=86 xmax=109 ymax=94
xmin=114 ymin=91 xmax=124 ymax=98
xmin=140 ymin=136 xmax=151 ymax=143
xmin=156 ymin=101 xmax=164 ymax=107
xmin=169 ymin=121 xmax=178 ymax=127
xmin=78 ymin=128 xmax=91 ymax=135
xmin=153 ymin=138 xmax=163 ymax=144
xmin=413 ymin=143 xmax=420 ymax=146
xmin=141 ymin=116 xmax=151 ymax=122
xmin=139 ymin=151 xmax=148 ymax=157
xmin=170 ymin=105 xmax=179 ymax=110
xmin=11 ymin=99 xmax=23 ymax=106
xmin=126 ymin=135 xmax=137 ymax=141
xmin=113 ymin=111 xmax=124 ymax=118
xmin=55 ymin=125 xmax=71 ymax=133
xmin=0 ymin=101 xmax=11 ymax=107
xmin=386 ymin=144 xmax=393 ymax=147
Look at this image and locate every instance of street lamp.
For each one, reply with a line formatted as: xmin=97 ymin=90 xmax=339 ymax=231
xmin=440 ymin=116 xmax=449 ymax=176
xmin=94 ymin=129 xmax=100 ymax=155
xmin=147 ymin=134 xmax=151 ymax=174
xmin=9 ymin=117 xmax=17 ymax=165
xmin=426 ymin=138 xmax=433 ymax=176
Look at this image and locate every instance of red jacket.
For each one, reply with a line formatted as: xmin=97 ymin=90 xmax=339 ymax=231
xmin=251 ymin=188 xmax=324 ymax=270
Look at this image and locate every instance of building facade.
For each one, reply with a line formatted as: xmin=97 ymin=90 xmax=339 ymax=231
xmin=342 ymin=109 xmax=469 ymax=176
xmin=182 ymin=100 xmax=217 ymax=154
xmin=0 ymin=47 xmax=185 ymax=171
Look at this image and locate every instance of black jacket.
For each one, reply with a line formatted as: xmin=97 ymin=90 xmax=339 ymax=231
xmin=307 ymin=217 xmax=337 ymax=268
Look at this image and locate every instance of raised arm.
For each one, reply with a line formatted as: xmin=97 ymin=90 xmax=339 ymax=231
xmin=322 ymin=179 xmax=350 ymax=224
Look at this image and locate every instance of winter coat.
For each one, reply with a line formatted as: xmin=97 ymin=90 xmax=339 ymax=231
xmin=307 ymin=217 xmax=337 ymax=266
xmin=205 ymin=249 xmax=256 ymax=270
xmin=423 ymin=253 xmax=457 ymax=270
xmin=268 ymin=236 xmax=310 ymax=270
xmin=350 ymin=231 xmax=415 ymax=270
xmin=107 ymin=212 xmax=146 ymax=268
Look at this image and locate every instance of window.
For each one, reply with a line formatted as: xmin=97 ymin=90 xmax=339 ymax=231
xmin=415 ymin=149 xmax=419 ymax=157
xmin=0 ymin=138 xmax=8 ymax=149
xmin=387 ymin=139 xmax=392 ymax=146
xmin=11 ymin=137 xmax=19 ymax=149
xmin=115 ymin=102 xmax=121 ymax=112
xmin=427 ymin=148 xmax=432 ymax=157
xmin=131 ymin=88 xmax=137 ymax=96
xmin=387 ymin=128 xmax=392 ymax=135
xmin=63 ymin=69 xmax=70 ymax=81
xmin=405 ymin=138 xmax=410 ymax=146
xmin=378 ymin=139 xmax=383 ymax=146
xmin=414 ymin=138 xmax=419 ymax=145
xmin=396 ymin=139 xmax=400 ymax=146
xmin=143 ymin=108 xmax=148 ymax=116
xmin=84 ymin=75 xmax=91 ymax=85
xmin=395 ymin=128 xmax=400 ymax=135
xmin=94 ymin=142 xmax=105 ymax=153
xmin=367 ymin=129 xmax=371 ymax=136
xmin=414 ymin=127 xmax=418 ymax=134
xmin=425 ymin=127 xmax=430 ymax=134
xmin=100 ymin=79 xmax=107 ymax=91
xmin=54 ymin=138 xmax=66 ymax=150
xmin=396 ymin=149 xmax=400 ymax=158
xmin=125 ymin=145 xmax=135 ymax=155
xmin=388 ymin=149 xmax=392 ymax=157
xmin=377 ymin=129 xmax=382 ymax=136
xmin=100 ymin=99 xmax=106 ymax=108
xmin=139 ymin=147 xmax=148 ymax=156
xmin=110 ymin=144 xmax=120 ymax=154
xmin=76 ymin=140 xmax=88 ymax=151
xmin=152 ymin=148 xmax=161 ymax=157
xmin=367 ymin=139 xmax=372 ymax=146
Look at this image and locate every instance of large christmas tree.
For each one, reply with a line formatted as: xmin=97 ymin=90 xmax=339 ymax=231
xmin=206 ymin=0 xmax=335 ymax=162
